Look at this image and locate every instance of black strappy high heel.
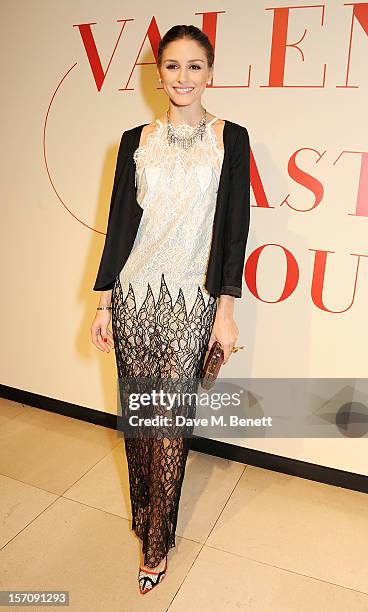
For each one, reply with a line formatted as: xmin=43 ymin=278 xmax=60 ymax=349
xmin=138 ymin=556 xmax=167 ymax=595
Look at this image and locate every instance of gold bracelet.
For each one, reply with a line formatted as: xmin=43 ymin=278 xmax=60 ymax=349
xmin=97 ymin=306 xmax=112 ymax=310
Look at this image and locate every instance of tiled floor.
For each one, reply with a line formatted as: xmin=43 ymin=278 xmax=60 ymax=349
xmin=1 ymin=397 xmax=367 ymax=611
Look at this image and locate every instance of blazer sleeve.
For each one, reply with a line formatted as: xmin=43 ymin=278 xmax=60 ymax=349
xmin=220 ymin=126 xmax=250 ymax=298
xmin=93 ymin=131 xmax=127 ymax=291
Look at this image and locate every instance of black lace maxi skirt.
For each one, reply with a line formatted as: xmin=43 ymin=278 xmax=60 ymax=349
xmin=111 ymin=272 xmax=217 ymax=568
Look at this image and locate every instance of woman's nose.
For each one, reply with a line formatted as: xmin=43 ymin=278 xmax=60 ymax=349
xmin=178 ymin=69 xmax=188 ymax=82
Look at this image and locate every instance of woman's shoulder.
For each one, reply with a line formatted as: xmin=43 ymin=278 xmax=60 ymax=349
xmin=222 ymin=120 xmax=250 ymax=153
xmin=122 ymin=121 xmax=157 ymax=147
xmin=223 ymin=118 xmax=248 ymax=135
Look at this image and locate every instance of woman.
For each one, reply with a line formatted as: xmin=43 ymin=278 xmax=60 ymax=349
xmin=91 ymin=24 xmax=250 ymax=595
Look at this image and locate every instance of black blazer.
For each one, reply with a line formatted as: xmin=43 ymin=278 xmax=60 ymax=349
xmin=93 ymin=119 xmax=250 ymax=298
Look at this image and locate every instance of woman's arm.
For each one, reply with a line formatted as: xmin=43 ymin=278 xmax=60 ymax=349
xmin=91 ymin=289 xmax=114 ymax=352
xmin=98 ymin=289 xmax=112 ymax=308
xmin=220 ymin=126 xmax=250 ymax=298
xmin=91 ymin=133 xmax=128 ymax=351
xmin=208 ymin=126 xmax=250 ymax=363
xmin=218 ymin=294 xmax=235 ymax=316
xmin=210 ymin=295 xmax=238 ymax=365
xmin=93 ymin=131 xmax=128 ymax=292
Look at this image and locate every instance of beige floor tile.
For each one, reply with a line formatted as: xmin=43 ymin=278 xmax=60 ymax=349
xmin=63 ymin=443 xmax=245 ymax=545
xmin=206 ymin=465 xmax=368 ymax=593
xmin=0 ymin=496 xmax=201 ymax=612
xmin=0 ymin=398 xmax=28 ymax=426
xmin=63 ymin=441 xmax=131 ymax=519
xmin=168 ymin=546 xmax=368 ymax=612
xmin=0 ymin=406 xmax=120 ymax=494
xmin=0 ymin=474 xmax=57 ymax=547
xmin=176 ymin=450 xmax=244 ymax=542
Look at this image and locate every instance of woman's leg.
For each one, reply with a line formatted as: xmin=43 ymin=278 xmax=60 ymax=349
xmin=112 ymin=276 xmax=217 ymax=568
xmin=140 ymin=435 xmax=190 ymax=568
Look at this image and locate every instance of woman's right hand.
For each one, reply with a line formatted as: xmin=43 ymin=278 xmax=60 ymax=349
xmin=90 ymin=310 xmax=114 ymax=353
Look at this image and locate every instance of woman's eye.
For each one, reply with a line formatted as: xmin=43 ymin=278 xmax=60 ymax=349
xmin=166 ymin=64 xmax=201 ymax=70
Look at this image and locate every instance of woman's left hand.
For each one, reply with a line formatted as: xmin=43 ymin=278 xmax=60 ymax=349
xmin=207 ymin=310 xmax=239 ymax=365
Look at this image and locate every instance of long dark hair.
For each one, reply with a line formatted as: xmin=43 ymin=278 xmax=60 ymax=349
xmin=157 ymin=25 xmax=214 ymax=68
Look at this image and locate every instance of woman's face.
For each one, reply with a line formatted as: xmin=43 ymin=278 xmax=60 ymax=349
xmin=158 ymin=38 xmax=213 ymax=107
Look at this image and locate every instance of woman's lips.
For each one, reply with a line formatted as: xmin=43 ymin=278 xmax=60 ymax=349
xmin=173 ymin=87 xmax=194 ymax=94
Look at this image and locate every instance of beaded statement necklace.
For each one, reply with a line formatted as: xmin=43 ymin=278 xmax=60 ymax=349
xmin=166 ymin=108 xmax=207 ymax=150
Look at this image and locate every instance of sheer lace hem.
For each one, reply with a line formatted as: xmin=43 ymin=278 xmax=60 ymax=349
xmin=111 ymin=273 xmax=217 ymax=567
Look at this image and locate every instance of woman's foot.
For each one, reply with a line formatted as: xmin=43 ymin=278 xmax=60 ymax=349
xmin=138 ymin=555 xmax=167 ymax=595
xmin=140 ymin=554 xmax=167 ymax=574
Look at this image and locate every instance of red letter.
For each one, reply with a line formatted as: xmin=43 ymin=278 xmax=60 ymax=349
xmin=73 ymin=20 xmax=133 ymax=91
xmin=262 ymin=5 xmax=326 ymax=88
xmin=282 ymin=148 xmax=325 ymax=211
xmin=309 ymin=249 xmax=367 ymax=312
xmin=245 ymin=244 xmax=299 ymax=302
xmin=338 ymin=3 xmax=368 ymax=88
xmin=120 ymin=16 xmax=161 ymax=91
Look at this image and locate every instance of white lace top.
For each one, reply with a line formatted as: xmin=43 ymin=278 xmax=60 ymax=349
xmin=119 ymin=116 xmax=224 ymax=316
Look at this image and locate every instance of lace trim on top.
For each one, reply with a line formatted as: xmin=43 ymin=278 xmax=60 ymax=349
xmin=133 ymin=117 xmax=224 ymax=183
